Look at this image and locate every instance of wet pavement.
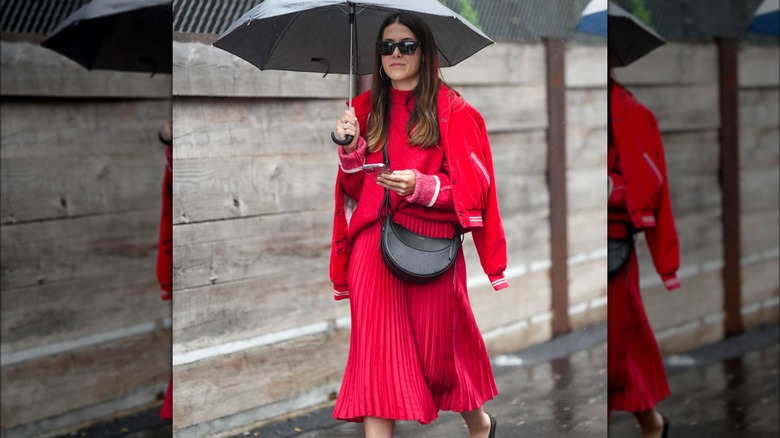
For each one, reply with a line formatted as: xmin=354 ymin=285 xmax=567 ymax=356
xmin=610 ymin=323 xmax=779 ymax=437
xmin=229 ymin=324 xmax=609 ymax=437
xmin=228 ymin=323 xmax=779 ymax=438
xmin=58 ymin=322 xmax=778 ymax=437
xmin=52 ymin=406 xmax=171 ymax=438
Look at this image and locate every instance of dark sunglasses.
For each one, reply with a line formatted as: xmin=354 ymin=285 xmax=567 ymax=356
xmin=375 ymin=40 xmax=421 ymax=56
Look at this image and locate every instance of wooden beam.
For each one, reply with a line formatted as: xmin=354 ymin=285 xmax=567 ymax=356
xmin=545 ymin=38 xmax=570 ymax=336
xmin=717 ymin=37 xmax=744 ymax=337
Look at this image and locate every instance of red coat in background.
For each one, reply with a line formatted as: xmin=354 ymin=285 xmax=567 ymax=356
xmin=608 ymin=80 xmax=680 ymax=414
xmin=610 ymin=80 xmax=680 ymax=290
xmin=157 ymin=144 xmax=172 ymax=300
xmin=157 ymin=144 xmax=172 ymax=420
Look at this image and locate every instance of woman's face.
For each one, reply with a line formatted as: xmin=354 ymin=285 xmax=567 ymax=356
xmin=380 ymin=22 xmax=421 ymax=91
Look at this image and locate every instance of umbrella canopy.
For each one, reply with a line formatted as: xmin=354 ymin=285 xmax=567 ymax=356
xmin=748 ymin=0 xmax=779 ymax=37
xmin=607 ymin=2 xmax=666 ymax=67
xmin=575 ymin=0 xmax=607 ymax=36
xmin=213 ymin=0 xmax=493 ymax=76
xmin=41 ymin=0 xmax=173 ymax=75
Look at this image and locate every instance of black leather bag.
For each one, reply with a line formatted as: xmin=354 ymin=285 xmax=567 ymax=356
xmin=608 ymin=227 xmax=634 ymax=278
xmin=378 ymin=144 xmax=461 ymax=284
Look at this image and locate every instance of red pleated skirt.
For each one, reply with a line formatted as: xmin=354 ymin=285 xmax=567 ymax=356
xmin=608 ymin=248 xmax=670 ymax=415
xmin=333 ymin=215 xmax=497 ymax=424
xmin=160 ymin=376 xmax=172 ymax=420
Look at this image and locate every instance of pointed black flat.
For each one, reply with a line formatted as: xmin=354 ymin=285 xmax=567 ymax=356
xmin=661 ymin=414 xmax=670 ymax=438
xmin=488 ymin=414 xmax=497 ymax=438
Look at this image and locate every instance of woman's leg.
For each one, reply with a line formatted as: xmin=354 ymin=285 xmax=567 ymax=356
xmin=364 ymin=417 xmax=395 ymax=438
xmin=632 ymin=407 xmax=664 ymax=438
xmin=459 ymin=407 xmax=492 ymax=438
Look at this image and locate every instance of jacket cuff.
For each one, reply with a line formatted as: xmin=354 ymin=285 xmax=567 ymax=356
xmin=338 ymin=137 xmax=366 ymax=173
xmin=488 ymin=273 xmax=508 ymax=291
xmin=661 ymin=274 xmax=681 ymax=291
xmin=631 ymin=209 xmax=657 ymax=229
xmin=405 ymin=170 xmax=440 ymax=207
xmin=333 ymin=286 xmax=351 ymax=301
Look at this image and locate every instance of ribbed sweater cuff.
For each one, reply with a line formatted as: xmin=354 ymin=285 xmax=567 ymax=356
xmin=405 ymin=170 xmax=440 ymax=207
xmin=338 ymin=137 xmax=366 ymax=173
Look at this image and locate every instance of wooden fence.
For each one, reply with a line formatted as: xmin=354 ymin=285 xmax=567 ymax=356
xmin=614 ymin=42 xmax=779 ymax=353
xmin=0 ymin=40 xmax=171 ymax=437
xmin=172 ymin=38 xmax=607 ymax=436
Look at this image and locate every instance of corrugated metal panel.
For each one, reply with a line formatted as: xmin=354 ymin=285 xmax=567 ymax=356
xmin=2 ymin=0 xmax=89 ymax=34
xmin=612 ymin=0 xmax=777 ymax=45
xmin=174 ymin=0 xmax=257 ymax=34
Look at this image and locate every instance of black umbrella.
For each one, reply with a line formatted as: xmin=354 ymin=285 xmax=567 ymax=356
xmin=608 ymin=2 xmax=666 ymax=67
xmin=41 ymin=0 xmax=173 ymax=75
xmin=213 ymin=0 xmax=493 ymax=144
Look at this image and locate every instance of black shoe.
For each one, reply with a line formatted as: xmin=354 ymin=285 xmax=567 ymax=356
xmin=488 ymin=414 xmax=496 ymax=438
xmin=661 ymin=415 xmax=670 ymax=438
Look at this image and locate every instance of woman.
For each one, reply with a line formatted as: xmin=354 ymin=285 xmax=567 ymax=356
xmin=329 ymin=12 xmax=507 ymax=438
xmin=608 ymin=54 xmax=680 ymax=438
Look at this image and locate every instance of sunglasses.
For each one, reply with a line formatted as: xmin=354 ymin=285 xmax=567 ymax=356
xmin=375 ymin=40 xmax=421 ymax=56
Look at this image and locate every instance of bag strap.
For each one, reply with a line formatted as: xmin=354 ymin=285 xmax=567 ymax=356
xmin=378 ymin=141 xmax=391 ymax=224
xmin=377 ymin=141 xmax=462 ymax=240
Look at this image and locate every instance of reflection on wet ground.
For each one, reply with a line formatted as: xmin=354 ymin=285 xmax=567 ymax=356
xmin=51 ymin=323 xmax=778 ymax=437
xmin=610 ymin=324 xmax=779 ymax=437
xmin=51 ymin=406 xmax=171 ymax=438
xmin=234 ymin=325 xmax=609 ymax=437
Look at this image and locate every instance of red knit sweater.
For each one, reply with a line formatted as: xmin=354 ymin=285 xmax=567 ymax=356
xmin=337 ymin=87 xmax=457 ymax=243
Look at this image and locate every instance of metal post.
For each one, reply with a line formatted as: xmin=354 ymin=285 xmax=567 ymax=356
xmin=717 ymin=37 xmax=743 ymax=337
xmin=545 ymin=38 xmax=570 ymax=336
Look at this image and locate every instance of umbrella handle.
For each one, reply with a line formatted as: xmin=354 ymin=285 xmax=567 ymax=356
xmin=331 ymin=132 xmax=353 ymax=146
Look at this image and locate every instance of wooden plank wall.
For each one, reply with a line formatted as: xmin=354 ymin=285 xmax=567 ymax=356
xmin=737 ymin=45 xmax=780 ymax=330
xmin=565 ymin=46 xmax=608 ymax=330
xmin=613 ymin=43 xmax=779 ymax=354
xmin=172 ymin=39 xmax=606 ymax=435
xmin=0 ymin=41 xmax=171 ymax=437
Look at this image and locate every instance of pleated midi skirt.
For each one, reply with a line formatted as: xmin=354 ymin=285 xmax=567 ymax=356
xmin=608 ymin=249 xmax=670 ymax=414
xmin=333 ymin=215 xmax=498 ymax=424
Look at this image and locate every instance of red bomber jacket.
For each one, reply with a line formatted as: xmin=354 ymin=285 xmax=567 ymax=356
xmin=329 ymin=85 xmax=508 ymax=299
xmin=610 ymin=81 xmax=680 ymax=290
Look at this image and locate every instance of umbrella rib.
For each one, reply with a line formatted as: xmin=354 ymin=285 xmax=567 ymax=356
xmin=262 ymin=11 xmax=304 ymax=69
xmin=436 ymin=22 xmax=454 ymax=67
xmin=89 ymin=13 xmax=129 ymax=69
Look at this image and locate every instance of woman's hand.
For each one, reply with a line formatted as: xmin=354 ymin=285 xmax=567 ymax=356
xmin=377 ymin=170 xmax=416 ymax=197
xmin=336 ymin=108 xmax=360 ymax=153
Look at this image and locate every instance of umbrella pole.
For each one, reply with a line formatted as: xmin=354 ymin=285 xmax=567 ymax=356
xmin=332 ymin=2 xmax=356 ymax=146
xmin=347 ymin=2 xmax=355 ymax=108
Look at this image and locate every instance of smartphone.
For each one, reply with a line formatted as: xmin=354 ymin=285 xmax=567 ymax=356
xmin=362 ymin=163 xmax=391 ymax=175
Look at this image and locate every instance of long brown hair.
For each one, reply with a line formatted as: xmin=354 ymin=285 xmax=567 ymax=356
xmin=365 ymin=13 xmax=445 ymax=152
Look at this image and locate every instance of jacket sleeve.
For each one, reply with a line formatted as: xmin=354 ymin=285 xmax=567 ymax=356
xmin=329 ymin=174 xmax=352 ymax=300
xmin=448 ymin=104 xmax=508 ymax=290
xmin=619 ymin=100 xmax=680 ymax=290
xmin=643 ymin=130 xmax=681 ymax=291
xmin=619 ymin=103 xmax=665 ymax=229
